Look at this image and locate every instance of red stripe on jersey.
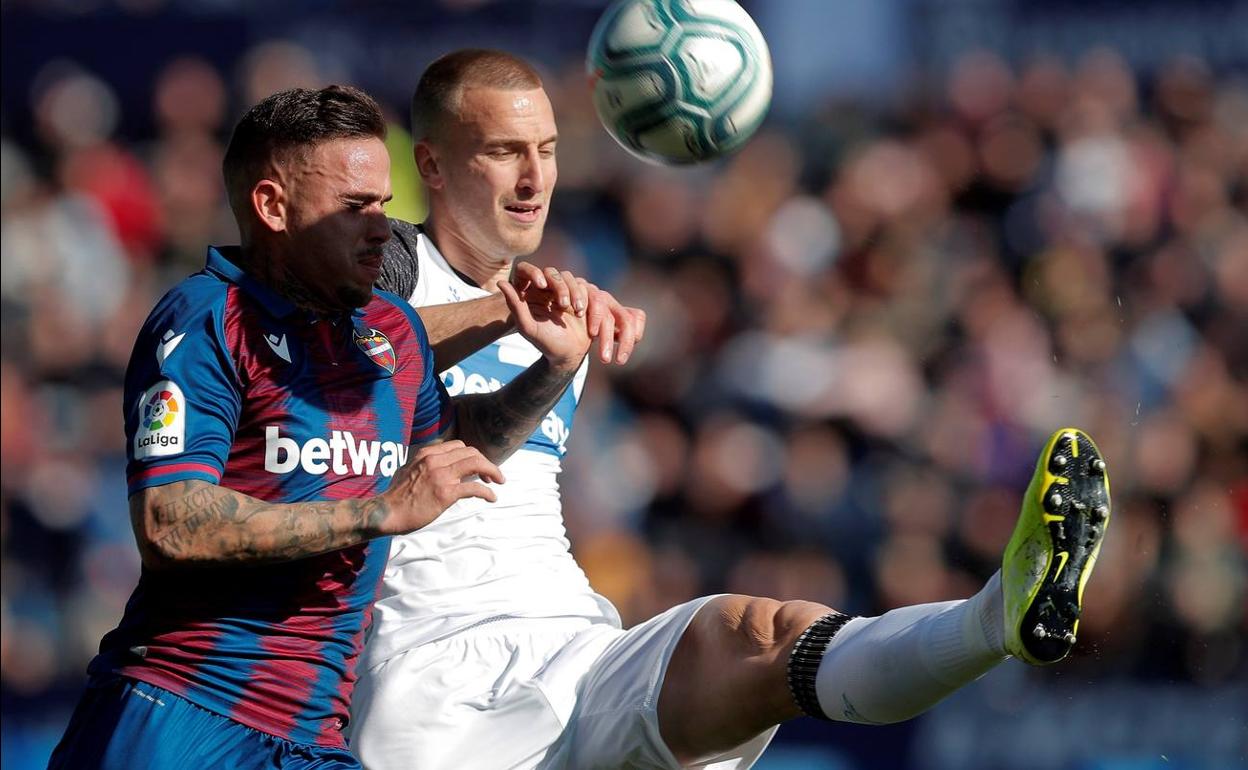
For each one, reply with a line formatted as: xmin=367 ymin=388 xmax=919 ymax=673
xmin=321 ymin=559 xmax=387 ymax=745
xmin=220 ymin=286 xmax=293 ymax=502
xmin=232 ymin=636 xmax=321 ymax=741
xmin=127 ymin=462 xmax=222 ymax=486
xmin=375 ymin=299 xmax=452 ymax=445
xmin=311 ymin=306 xmax=384 ymax=502
xmin=412 ymin=411 xmax=455 ymax=441
xmin=114 ymin=623 xmax=227 ymax=700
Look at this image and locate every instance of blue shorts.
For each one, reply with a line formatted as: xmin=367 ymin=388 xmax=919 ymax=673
xmin=49 ymin=676 xmax=361 ymax=769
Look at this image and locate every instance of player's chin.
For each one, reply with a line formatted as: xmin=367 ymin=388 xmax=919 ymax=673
xmin=501 ymin=224 xmax=546 ymax=255
xmin=336 ymin=281 xmax=374 ymax=309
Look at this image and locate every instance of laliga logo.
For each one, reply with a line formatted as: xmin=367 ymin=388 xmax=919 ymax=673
xmin=143 ymin=390 xmax=179 ymax=431
xmin=135 ymin=381 xmax=185 ymax=458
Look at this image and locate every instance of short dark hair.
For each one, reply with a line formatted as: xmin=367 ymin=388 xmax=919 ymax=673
xmin=410 ymin=49 xmax=543 ymax=142
xmin=222 ymin=85 xmax=387 ymax=223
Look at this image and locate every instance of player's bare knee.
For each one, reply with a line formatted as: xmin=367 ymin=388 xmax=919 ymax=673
xmin=701 ymin=596 xmax=832 ymax=662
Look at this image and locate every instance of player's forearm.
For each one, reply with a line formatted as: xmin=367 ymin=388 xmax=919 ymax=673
xmin=452 ymin=355 xmax=581 ymax=464
xmin=417 ymin=296 xmax=514 ymax=372
xmin=132 ymin=480 xmax=391 ymax=569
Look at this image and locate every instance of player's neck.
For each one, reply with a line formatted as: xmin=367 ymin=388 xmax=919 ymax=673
xmin=236 ymin=244 xmax=344 ymax=317
xmin=422 ymin=215 xmax=513 ymax=291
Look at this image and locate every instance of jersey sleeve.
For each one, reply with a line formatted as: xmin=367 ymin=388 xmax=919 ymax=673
xmin=381 ymin=290 xmax=455 ymax=445
xmin=377 ymin=218 xmax=422 ymax=303
xmin=124 ymin=278 xmax=242 ymax=496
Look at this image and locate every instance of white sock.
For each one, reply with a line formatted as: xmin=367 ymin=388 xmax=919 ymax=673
xmin=814 ymin=571 xmax=1009 ymax=724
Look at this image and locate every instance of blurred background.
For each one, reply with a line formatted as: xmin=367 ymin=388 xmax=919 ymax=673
xmin=2 ymin=0 xmax=1247 ymax=768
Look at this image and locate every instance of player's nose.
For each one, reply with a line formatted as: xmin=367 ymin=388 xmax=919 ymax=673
xmin=517 ymin=146 xmax=545 ymax=196
xmin=364 ymin=208 xmax=391 ymax=244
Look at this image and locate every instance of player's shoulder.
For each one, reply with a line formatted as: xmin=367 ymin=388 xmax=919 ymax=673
xmin=370 ymin=288 xmax=416 ymax=315
xmin=366 ymin=289 xmax=430 ymax=343
xmin=388 ymin=216 xmax=424 ymax=247
xmin=126 ymin=270 xmax=237 ymax=391
xmin=379 ymin=217 xmax=424 ymax=300
xmin=145 ymin=269 xmax=231 ymax=333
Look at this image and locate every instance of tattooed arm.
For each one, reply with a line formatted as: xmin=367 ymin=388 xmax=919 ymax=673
xmin=445 ymin=279 xmax=592 ymax=466
xmin=130 ymin=440 xmax=503 ymax=570
xmin=451 ymin=356 xmax=581 ymax=465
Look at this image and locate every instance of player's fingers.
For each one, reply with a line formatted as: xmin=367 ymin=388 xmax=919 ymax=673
xmin=614 ymin=308 xmax=637 ymax=364
xmin=586 ymin=288 xmax=607 ymax=338
xmin=498 ymin=280 xmax=537 ymax=334
xmin=544 ymin=267 xmax=571 ymax=310
xmin=451 ymin=455 xmax=505 ymax=485
xmin=630 ymin=308 xmax=647 ymax=342
xmin=515 ymin=261 xmax=546 ymax=291
xmin=453 ymin=481 xmax=498 ymax=505
xmin=597 ymin=307 xmax=615 ymax=364
xmin=564 ymin=272 xmax=587 ymax=317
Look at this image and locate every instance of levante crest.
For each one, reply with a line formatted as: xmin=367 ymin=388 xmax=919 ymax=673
xmin=354 ymin=327 xmax=396 ymax=374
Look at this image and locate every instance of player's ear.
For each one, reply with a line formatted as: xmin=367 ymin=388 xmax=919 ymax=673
xmin=252 ymin=178 xmax=288 ymax=233
xmin=413 ymin=141 xmax=444 ymax=190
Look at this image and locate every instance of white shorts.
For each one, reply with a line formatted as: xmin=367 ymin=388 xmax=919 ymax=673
xmin=349 ymin=597 xmax=776 ymax=770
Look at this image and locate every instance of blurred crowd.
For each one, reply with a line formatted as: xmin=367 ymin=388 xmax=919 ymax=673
xmin=2 ymin=18 xmax=1247 ymax=770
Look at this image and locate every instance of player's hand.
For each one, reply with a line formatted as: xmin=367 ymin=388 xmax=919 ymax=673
xmin=498 ymin=278 xmax=591 ymax=373
xmin=380 ymin=440 xmax=505 ymax=533
xmin=511 ymin=263 xmax=645 ymax=365
xmin=581 ymin=280 xmax=645 ymax=365
xmin=510 ymin=262 xmax=590 ymax=318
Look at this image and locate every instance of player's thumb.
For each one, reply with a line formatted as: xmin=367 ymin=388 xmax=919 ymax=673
xmin=497 ymin=280 xmax=534 ymax=330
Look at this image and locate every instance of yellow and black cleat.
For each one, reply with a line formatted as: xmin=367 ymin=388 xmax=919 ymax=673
xmin=1003 ymin=428 xmax=1111 ymax=665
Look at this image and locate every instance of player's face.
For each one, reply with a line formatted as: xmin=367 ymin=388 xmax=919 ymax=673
xmin=284 ymin=137 xmax=392 ymax=310
xmin=436 ymin=86 xmax=557 ymax=259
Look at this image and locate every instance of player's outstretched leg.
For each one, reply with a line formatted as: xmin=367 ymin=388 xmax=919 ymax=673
xmin=657 ymin=427 xmax=1112 ymax=765
xmin=1003 ymin=427 xmax=1111 ymax=665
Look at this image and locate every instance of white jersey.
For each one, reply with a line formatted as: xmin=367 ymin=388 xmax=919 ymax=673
xmin=363 ymin=231 xmax=619 ymax=667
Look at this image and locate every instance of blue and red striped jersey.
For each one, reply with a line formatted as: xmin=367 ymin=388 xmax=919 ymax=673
xmin=90 ymin=246 xmax=454 ymax=747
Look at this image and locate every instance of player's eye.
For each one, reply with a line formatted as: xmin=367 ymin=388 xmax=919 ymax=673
xmin=539 ymin=146 xmax=556 ymax=158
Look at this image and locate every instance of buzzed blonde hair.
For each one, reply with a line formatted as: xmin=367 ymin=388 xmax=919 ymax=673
xmin=410 ymin=49 xmax=544 ymax=142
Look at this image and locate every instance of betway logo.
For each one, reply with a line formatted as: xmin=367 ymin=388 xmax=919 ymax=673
xmin=264 ymin=426 xmax=409 ymax=476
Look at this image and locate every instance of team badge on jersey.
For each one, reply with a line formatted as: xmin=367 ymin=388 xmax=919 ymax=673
xmin=134 ymin=380 xmax=186 ymax=458
xmin=354 ymin=326 xmax=396 ymax=374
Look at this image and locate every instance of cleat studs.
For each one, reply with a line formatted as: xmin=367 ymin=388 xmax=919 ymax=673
xmin=1054 ymin=455 xmax=1068 ymax=468
xmin=1063 ymin=632 xmax=1076 ymax=645
xmin=1049 ymin=493 xmax=1063 ymax=508
xmin=1093 ymin=459 xmax=1105 ymax=473
xmin=1033 ymin=624 xmax=1048 ymax=639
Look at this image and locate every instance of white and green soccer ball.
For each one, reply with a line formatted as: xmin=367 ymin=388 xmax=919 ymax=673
xmin=587 ymin=0 xmax=773 ymax=165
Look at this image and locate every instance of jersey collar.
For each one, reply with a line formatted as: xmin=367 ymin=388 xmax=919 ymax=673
xmin=206 ymin=246 xmax=372 ymax=323
xmin=206 ymin=246 xmax=298 ymax=318
xmin=417 ymin=231 xmax=491 ymax=298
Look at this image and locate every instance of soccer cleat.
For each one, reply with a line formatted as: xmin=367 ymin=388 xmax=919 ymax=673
xmin=1003 ymin=428 xmax=1111 ymax=665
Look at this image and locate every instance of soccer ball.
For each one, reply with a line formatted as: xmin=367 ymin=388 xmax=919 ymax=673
xmin=587 ymin=0 xmax=773 ymax=166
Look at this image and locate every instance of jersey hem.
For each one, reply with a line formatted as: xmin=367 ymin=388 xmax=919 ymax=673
xmin=113 ymin=666 xmax=348 ymax=749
